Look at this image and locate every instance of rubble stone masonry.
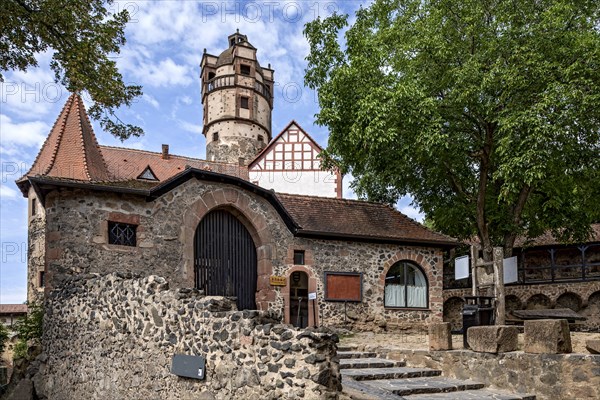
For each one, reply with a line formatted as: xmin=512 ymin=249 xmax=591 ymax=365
xmin=40 ymin=179 xmax=444 ymax=332
xmin=39 ymin=273 xmax=341 ymax=399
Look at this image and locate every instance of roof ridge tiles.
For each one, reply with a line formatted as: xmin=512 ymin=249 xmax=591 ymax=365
xmin=275 ymin=192 xmax=387 ymax=206
xmin=99 ymin=145 xmax=246 ymax=168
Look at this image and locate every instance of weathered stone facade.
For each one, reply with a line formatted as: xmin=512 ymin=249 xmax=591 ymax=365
xmin=444 ymin=280 xmax=600 ymax=330
xmin=387 ymin=349 xmax=600 ymax=400
xmin=37 ymin=273 xmax=341 ymax=400
xmin=27 ymin=187 xmax=45 ymax=304
xmin=39 ymin=178 xmax=444 ymax=332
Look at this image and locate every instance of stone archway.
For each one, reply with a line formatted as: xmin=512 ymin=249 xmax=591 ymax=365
xmin=283 ymin=266 xmax=319 ymax=327
xmin=443 ymin=297 xmax=464 ymax=331
xmin=555 ymin=292 xmax=583 ymax=312
xmin=526 ymin=293 xmax=552 ymax=310
xmin=194 ymin=209 xmax=257 ymax=310
xmin=182 ymin=187 xmax=276 ymax=311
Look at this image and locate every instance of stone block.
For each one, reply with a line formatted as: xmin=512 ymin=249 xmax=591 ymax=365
xmin=585 ymin=339 xmax=600 ymax=354
xmin=467 ymin=325 xmax=518 ymax=353
xmin=524 ymin=319 xmax=572 ymax=354
xmin=429 ymin=322 xmax=452 ymax=351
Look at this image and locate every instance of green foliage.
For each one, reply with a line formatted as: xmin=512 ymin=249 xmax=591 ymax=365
xmin=12 ymin=340 xmax=28 ymax=360
xmin=0 ymin=323 xmax=8 ymax=355
xmin=1 ymin=0 xmax=142 ymax=140
xmin=305 ymin=0 xmax=600 ymax=255
xmin=12 ymin=302 xmax=44 ymax=359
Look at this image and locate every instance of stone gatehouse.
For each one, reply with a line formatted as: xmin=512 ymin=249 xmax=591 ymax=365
xmin=17 ymin=32 xmax=456 ymax=333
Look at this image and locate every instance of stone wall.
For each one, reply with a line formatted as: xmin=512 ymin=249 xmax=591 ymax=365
xmin=27 ymin=187 xmax=45 ymax=304
xmin=39 ymin=179 xmax=444 ymax=332
xmin=444 ymin=280 xmax=600 ymax=331
xmin=37 ymin=273 xmax=340 ymax=400
xmin=387 ymin=349 xmax=600 ymax=400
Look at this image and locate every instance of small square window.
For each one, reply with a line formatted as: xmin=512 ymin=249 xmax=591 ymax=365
xmin=294 ymin=250 xmax=305 ymax=265
xmin=240 ymin=96 xmax=249 ymax=109
xmin=240 ymin=65 xmax=251 ymax=76
xmin=108 ymin=221 xmax=137 ymax=247
xmin=257 ymin=135 xmax=264 ymax=142
xmin=31 ymin=198 xmax=37 ymax=216
xmin=39 ymin=271 xmax=45 ymax=288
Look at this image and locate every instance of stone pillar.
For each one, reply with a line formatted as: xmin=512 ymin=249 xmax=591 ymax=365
xmin=429 ymin=322 xmax=452 ymax=351
xmin=524 ymin=319 xmax=572 ymax=354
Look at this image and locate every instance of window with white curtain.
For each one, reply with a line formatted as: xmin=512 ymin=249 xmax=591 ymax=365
xmin=384 ymin=261 xmax=428 ymax=308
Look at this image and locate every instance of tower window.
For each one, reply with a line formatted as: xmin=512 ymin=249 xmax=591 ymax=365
xmin=31 ymin=198 xmax=36 ymax=216
xmin=230 ymin=39 xmax=235 ymax=46
xmin=208 ymin=72 xmax=215 ymax=80
xmin=240 ymin=65 xmax=251 ymax=76
xmin=257 ymin=135 xmax=264 ymax=142
xmin=39 ymin=271 xmax=45 ymax=288
xmin=213 ymin=132 xmax=219 ymax=142
xmin=240 ymin=97 xmax=249 ymax=109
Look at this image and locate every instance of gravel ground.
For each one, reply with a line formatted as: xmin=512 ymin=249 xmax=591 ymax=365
xmin=340 ymin=331 xmax=599 ymax=354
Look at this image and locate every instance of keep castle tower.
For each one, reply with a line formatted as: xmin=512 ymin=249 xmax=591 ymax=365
xmin=201 ymin=31 xmax=274 ymax=165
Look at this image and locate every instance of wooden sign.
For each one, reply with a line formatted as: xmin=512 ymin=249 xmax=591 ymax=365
xmin=324 ymin=272 xmax=362 ymax=302
xmin=269 ymin=275 xmax=287 ymax=286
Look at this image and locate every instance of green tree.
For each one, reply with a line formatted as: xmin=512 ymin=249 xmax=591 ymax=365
xmin=305 ymin=0 xmax=600 ymax=258
xmin=1 ymin=0 xmax=142 ymax=140
xmin=13 ymin=302 xmax=43 ymax=359
xmin=0 ymin=323 xmax=8 ymax=355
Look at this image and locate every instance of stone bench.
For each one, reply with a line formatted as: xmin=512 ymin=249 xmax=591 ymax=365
xmin=467 ymin=326 xmax=519 ymax=353
xmin=524 ymin=319 xmax=572 ymax=354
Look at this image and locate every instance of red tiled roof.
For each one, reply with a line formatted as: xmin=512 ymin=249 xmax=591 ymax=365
xmin=276 ymin=193 xmax=456 ymax=245
xmin=515 ymin=223 xmax=600 ymax=248
xmin=0 ymin=304 xmax=28 ymax=314
xmin=21 ymin=93 xmax=111 ymax=182
xmin=100 ymin=146 xmax=248 ymax=182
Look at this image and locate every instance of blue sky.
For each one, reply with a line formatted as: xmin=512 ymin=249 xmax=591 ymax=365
xmin=0 ymin=0 xmax=423 ymax=304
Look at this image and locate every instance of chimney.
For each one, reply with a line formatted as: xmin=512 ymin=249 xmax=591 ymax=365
xmin=162 ymin=144 xmax=169 ymax=160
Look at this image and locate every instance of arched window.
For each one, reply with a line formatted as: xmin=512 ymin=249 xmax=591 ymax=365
xmin=384 ymin=261 xmax=428 ymax=308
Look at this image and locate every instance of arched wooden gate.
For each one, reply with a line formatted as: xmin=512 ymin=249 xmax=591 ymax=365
xmin=194 ymin=209 xmax=257 ymax=310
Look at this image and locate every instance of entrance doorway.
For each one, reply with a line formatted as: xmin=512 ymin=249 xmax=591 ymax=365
xmin=289 ymin=271 xmax=309 ymax=328
xmin=194 ymin=209 xmax=257 ymax=310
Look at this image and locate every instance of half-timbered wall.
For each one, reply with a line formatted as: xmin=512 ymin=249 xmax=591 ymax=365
xmin=249 ymin=123 xmax=341 ymax=197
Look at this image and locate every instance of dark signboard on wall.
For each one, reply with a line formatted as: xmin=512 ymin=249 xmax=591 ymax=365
xmin=171 ymin=354 xmax=206 ymax=380
xmin=324 ymin=271 xmax=363 ymax=302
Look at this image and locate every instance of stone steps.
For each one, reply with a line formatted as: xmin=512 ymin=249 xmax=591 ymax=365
xmin=342 ymin=366 xmax=441 ymax=381
xmin=362 ymin=377 xmax=484 ymax=396
xmin=405 ymin=389 xmax=536 ymax=399
xmin=340 ymin=351 xmax=536 ymax=400
xmin=340 ymin=357 xmax=406 ymax=370
xmin=338 ymin=351 xmax=378 ymax=359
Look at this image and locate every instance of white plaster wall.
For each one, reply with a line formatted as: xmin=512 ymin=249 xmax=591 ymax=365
xmin=249 ymin=170 xmax=339 ymax=197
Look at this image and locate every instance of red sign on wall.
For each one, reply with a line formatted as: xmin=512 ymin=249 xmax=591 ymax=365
xmin=324 ymin=272 xmax=362 ymax=302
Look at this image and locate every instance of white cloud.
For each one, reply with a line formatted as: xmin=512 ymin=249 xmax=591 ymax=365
xmin=399 ymin=205 xmax=425 ymax=223
xmin=179 ymin=95 xmax=193 ymax=105
xmin=0 ymin=184 xmax=19 ymax=199
xmin=342 ymin=173 xmax=358 ymax=199
xmin=178 ymin=120 xmax=203 ymax=135
xmin=143 ymin=93 xmax=160 ymax=109
xmin=126 ymin=57 xmax=193 ymax=87
xmin=0 ymin=114 xmax=49 ymax=147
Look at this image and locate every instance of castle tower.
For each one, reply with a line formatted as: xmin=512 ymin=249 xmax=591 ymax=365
xmin=201 ymin=31 xmax=274 ymax=165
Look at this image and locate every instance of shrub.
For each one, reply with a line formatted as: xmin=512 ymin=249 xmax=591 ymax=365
xmin=12 ymin=302 xmax=44 ymax=360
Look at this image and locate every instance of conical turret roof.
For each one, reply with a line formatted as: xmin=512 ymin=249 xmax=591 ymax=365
xmin=20 ymin=93 xmax=111 ymax=183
